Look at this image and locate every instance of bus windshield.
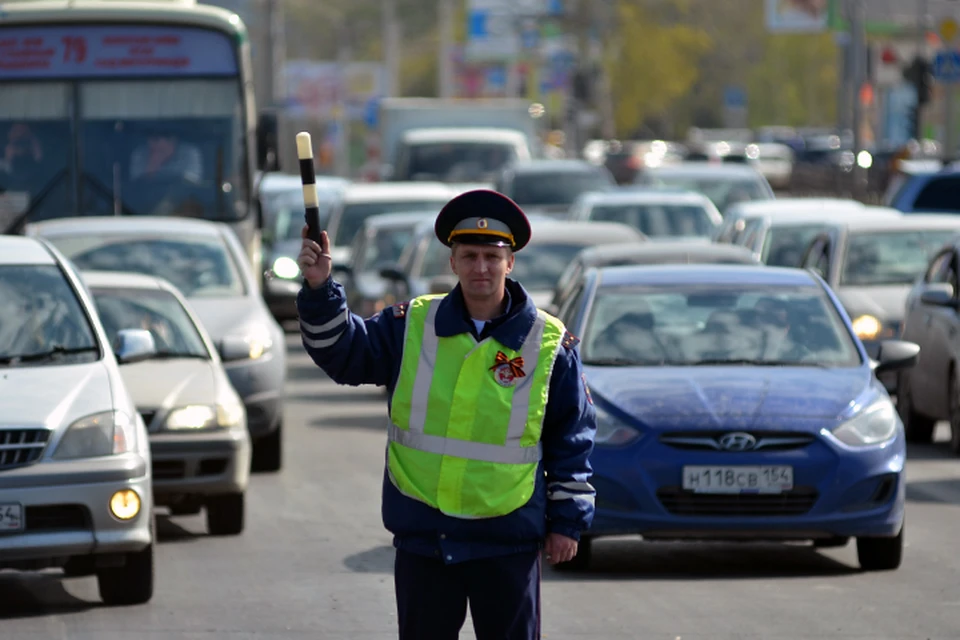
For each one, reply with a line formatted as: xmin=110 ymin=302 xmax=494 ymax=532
xmin=0 ymin=24 xmax=248 ymax=232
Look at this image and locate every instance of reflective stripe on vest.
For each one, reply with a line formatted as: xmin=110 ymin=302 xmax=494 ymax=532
xmin=388 ymin=294 xmax=565 ymax=519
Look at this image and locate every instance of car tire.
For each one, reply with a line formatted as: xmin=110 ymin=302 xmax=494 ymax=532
xmin=898 ymin=372 xmax=936 ymax=443
xmin=206 ymin=492 xmax=245 ymax=536
xmin=950 ymin=371 xmax=960 ymax=455
xmin=552 ymin=536 xmax=592 ymax=572
xmin=251 ymin=421 xmax=282 ymax=473
xmin=97 ymin=515 xmax=155 ymax=606
xmin=856 ymin=523 xmax=903 ymax=572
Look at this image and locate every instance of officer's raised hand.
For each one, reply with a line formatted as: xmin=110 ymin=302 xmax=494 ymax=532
xmin=298 ymin=225 xmax=332 ymax=289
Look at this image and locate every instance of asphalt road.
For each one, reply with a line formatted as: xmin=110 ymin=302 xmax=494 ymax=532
xmin=3 ymin=333 xmax=960 ymax=639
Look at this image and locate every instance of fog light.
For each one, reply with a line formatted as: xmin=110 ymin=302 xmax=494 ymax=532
xmin=110 ymin=489 xmax=141 ymax=520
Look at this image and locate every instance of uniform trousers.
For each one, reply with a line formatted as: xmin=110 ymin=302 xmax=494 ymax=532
xmin=394 ymin=548 xmax=541 ymax=640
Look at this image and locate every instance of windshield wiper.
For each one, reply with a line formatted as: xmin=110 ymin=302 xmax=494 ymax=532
xmin=152 ymin=351 xmax=208 ymax=360
xmin=0 ymin=345 xmax=99 ymax=365
xmin=690 ymin=358 xmax=827 ymax=368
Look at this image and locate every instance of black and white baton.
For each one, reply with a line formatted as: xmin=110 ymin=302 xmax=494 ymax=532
xmin=296 ymin=132 xmax=323 ymax=244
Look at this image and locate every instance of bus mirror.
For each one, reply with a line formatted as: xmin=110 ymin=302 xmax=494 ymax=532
xmin=257 ymin=110 xmax=279 ymax=172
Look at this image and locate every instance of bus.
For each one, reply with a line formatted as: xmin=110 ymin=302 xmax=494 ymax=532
xmin=0 ymin=0 xmax=277 ymax=273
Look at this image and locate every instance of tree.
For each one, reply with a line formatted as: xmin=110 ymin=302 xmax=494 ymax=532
xmin=604 ymin=0 xmax=712 ymax=136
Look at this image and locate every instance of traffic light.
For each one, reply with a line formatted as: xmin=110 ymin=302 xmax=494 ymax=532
xmin=903 ymin=56 xmax=933 ymax=106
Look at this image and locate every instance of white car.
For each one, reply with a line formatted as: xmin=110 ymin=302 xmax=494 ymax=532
xmin=83 ymin=271 xmax=251 ymax=536
xmin=0 ymin=235 xmax=155 ymax=605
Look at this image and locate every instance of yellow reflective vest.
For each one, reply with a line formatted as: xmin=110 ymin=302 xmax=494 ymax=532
xmin=388 ymin=294 xmax=566 ymax=519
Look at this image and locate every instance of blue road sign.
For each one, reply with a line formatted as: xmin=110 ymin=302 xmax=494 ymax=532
xmin=933 ymin=50 xmax=960 ymax=84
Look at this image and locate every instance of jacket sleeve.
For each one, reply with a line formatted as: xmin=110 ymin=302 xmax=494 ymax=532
xmin=541 ymin=339 xmax=597 ymax=541
xmin=296 ymin=277 xmax=406 ymax=388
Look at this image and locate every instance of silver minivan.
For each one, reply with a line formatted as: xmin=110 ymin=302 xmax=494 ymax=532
xmin=0 ymin=235 xmax=156 ymax=605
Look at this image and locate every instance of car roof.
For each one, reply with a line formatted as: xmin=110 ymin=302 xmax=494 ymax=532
xmin=80 ymin=270 xmax=170 ymax=291
xmin=0 ymin=235 xmax=56 ymax=265
xmin=259 ymin=172 xmax=348 ymax=193
xmin=342 ymin=182 xmax=456 ymax=203
xmin=27 ymin=216 xmax=226 ymax=238
xmin=580 ymin=241 xmax=756 ymax=263
xmin=362 ymin=211 xmax=436 ymax=229
xmin=831 ymin=214 xmax=960 ymax=232
xmin=645 ymin=162 xmax=765 ymax=177
xmin=750 ymin=207 xmax=901 ymax=225
xmin=401 ymin=128 xmax=528 ymax=144
xmin=596 ymin=264 xmax=817 ymax=287
xmin=576 ymin=189 xmax=712 ymax=206
xmin=509 ymin=159 xmax=605 ymax=173
xmin=726 ymin=198 xmax=866 ymax=217
xmin=528 ymin=220 xmax=645 ymax=244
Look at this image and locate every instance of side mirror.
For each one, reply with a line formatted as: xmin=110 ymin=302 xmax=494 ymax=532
xmin=873 ymin=339 xmax=920 ymax=375
xmin=256 ymin=110 xmax=279 ymax=172
xmin=219 ymin=335 xmax=254 ymax=362
xmin=378 ymin=264 xmax=407 ymax=282
xmin=114 ymin=329 xmax=157 ymax=365
xmin=919 ymin=283 xmax=954 ymax=307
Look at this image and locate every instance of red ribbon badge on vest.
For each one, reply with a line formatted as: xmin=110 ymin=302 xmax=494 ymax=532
xmin=490 ymin=351 xmax=525 ymax=387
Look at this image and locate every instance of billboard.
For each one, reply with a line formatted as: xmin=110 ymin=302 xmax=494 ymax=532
xmin=765 ymin=0 xmax=828 ymax=33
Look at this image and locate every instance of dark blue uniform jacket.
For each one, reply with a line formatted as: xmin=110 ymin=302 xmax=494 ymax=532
xmin=297 ymin=276 xmax=596 ymax=564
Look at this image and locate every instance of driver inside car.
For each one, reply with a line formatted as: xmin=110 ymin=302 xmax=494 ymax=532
xmin=129 ymin=134 xmax=203 ymax=184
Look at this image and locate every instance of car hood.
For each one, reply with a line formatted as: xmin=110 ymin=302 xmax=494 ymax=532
xmin=118 ymin=359 xmax=219 ymax=409
xmin=585 ymin=365 xmax=873 ymax=430
xmin=836 ymin=285 xmax=910 ymax=323
xmin=186 ymin=297 xmax=269 ymax=342
xmin=0 ymin=361 xmax=115 ymax=429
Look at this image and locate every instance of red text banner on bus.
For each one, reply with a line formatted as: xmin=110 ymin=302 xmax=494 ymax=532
xmin=0 ymin=25 xmax=237 ymax=78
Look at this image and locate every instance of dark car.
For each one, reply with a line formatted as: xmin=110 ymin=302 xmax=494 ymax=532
xmin=634 ymin=163 xmax=774 ymax=214
xmin=494 ymin=159 xmax=615 ymax=218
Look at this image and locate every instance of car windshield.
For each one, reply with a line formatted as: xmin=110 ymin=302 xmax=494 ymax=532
xmin=0 ymin=265 xmax=99 ymax=366
xmin=840 ymin=230 xmax=954 ymax=286
xmin=512 ymin=243 xmax=596 ymax=291
xmin=47 ymin=234 xmax=245 ymax=298
xmin=581 ymin=284 xmax=861 ymax=367
xmin=511 ymin=171 xmax=612 ymax=207
xmin=91 ymin=287 xmax=208 ymax=358
xmin=335 ymin=200 xmax=447 ymax=247
xmin=400 ymin=142 xmax=518 ymax=182
xmin=644 ymin=174 xmax=770 ymax=211
xmin=269 ymin=192 xmax=335 ymax=243
xmin=588 ymin=203 xmax=717 ymax=238
xmin=0 ymin=78 xmax=246 ymax=229
xmin=762 ymin=224 xmax=826 ymax=267
xmin=355 ymin=225 xmax=418 ymax=272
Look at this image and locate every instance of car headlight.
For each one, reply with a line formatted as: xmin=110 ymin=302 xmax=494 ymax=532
xmin=851 ymin=314 xmax=882 ymax=340
xmin=272 ymin=256 xmax=300 ymax=280
xmin=831 ymin=401 xmax=898 ymax=447
xmin=165 ymin=404 xmax=245 ymax=430
xmin=594 ymin=405 xmax=642 ymax=447
xmin=54 ymin=410 xmax=135 ymax=459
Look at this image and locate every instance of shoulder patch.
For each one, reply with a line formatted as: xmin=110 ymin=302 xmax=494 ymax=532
xmin=392 ymin=302 xmax=410 ymax=318
xmin=561 ymin=330 xmax=580 ymax=350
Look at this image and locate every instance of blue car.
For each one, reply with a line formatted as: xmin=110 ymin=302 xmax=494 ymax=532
xmin=557 ymin=265 xmax=918 ymax=571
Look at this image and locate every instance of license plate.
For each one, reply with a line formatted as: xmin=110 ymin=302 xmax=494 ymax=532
xmin=682 ymin=466 xmax=793 ymax=494
xmin=0 ymin=503 xmax=23 ymax=532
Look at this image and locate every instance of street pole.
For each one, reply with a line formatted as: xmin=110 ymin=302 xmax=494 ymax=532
xmin=438 ymin=0 xmax=455 ymax=98
xmin=382 ymin=0 xmax=400 ymax=97
xmin=916 ymin=0 xmax=929 ymax=139
xmin=850 ymin=0 xmax=867 ymax=197
xmin=946 ymin=83 xmax=957 ymax=161
xmin=336 ymin=26 xmax=352 ymax=178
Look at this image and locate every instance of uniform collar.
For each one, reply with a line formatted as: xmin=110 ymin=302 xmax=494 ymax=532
xmin=434 ymin=278 xmax=537 ymax=351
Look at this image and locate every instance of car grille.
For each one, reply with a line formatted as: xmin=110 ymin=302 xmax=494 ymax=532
xmin=659 ymin=431 xmax=814 ymax=452
xmin=0 ymin=429 xmax=50 ymax=470
xmin=26 ymin=505 xmax=91 ymax=532
xmin=657 ymin=487 xmax=819 ymax=516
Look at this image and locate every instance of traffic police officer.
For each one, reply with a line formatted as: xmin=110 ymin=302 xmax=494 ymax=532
xmin=296 ymin=189 xmax=597 ymax=640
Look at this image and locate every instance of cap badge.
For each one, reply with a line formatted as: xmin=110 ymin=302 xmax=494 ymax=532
xmin=477 ymin=218 xmax=488 ymax=229
xmin=490 ymin=351 xmax=525 ymax=387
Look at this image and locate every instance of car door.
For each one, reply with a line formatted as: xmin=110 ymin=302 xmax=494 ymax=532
xmin=914 ymin=249 xmax=959 ymax=414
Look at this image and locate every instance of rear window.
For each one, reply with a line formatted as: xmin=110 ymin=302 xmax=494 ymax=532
xmin=588 ymin=203 xmax=717 ymax=238
xmin=912 ymin=176 xmax=960 ymax=212
xmin=510 ymin=171 xmax=613 ymax=207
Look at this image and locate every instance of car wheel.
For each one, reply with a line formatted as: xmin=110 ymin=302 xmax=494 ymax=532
xmin=950 ymin=371 xmax=960 ymax=455
xmin=97 ymin=515 xmax=155 ymax=605
xmin=251 ymin=421 xmax=282 ymax=473
xmin=552 ymin=536 xmax=592 ymax=572
xmin=898 ymin=371 xmax=936 ymax=443
xmin=856 ymin=523 xmax=903 ymax=571
xmin=206 ymin=492 xmax=245 ymax=536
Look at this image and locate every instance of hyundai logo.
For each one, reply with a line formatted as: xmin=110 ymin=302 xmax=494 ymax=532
xmin=718 ymin=432 xmax=757 ymax=451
